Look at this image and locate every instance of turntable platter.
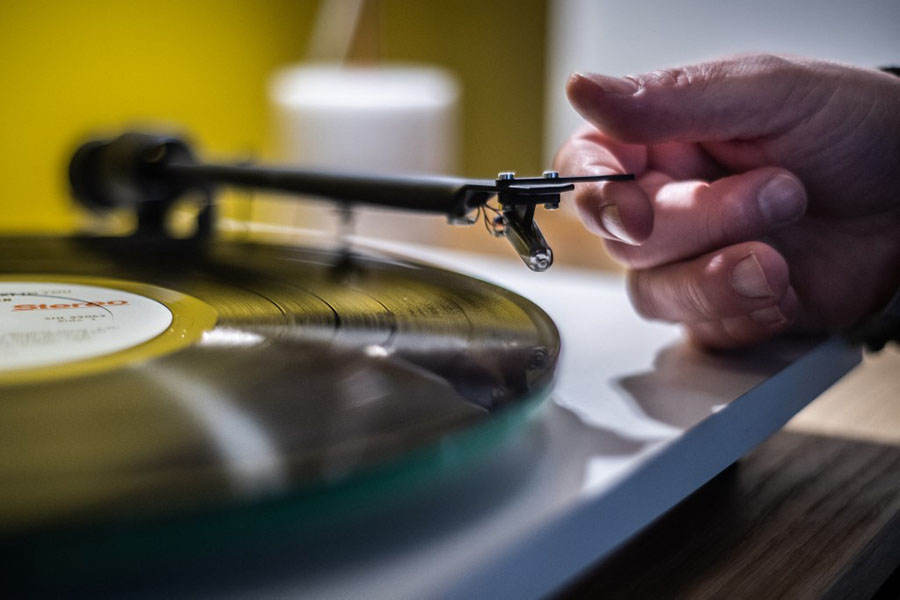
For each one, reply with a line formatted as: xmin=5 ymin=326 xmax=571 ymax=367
xmin=0 ymin=236 xmax=558 ymax=539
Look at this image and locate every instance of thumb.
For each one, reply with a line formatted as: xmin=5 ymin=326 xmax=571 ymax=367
xmin=567 ymin=54 xmax=819 ymax=144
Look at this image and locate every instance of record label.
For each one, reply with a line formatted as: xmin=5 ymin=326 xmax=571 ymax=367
xmin=0 ymin=274 xmax=219 ymax=384
xmin=0 ymin=281 xmax=173 ymax=371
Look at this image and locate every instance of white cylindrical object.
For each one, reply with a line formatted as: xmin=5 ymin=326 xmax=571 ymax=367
xmin=267 ymin=63 xmax=460 ymax=243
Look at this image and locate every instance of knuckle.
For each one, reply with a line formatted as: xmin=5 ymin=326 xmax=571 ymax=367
xmin=724 ymin=53 xmax=795 ymax=79
xmin=650 ymin=62 xmax=729 ymax=90
xmin=744 ymin=53 xmax=791 ymax=72
xmin=648 ymin=66 xmax=693 ymax=88
xmin=643 ymin=64 xmax=714 ymax=91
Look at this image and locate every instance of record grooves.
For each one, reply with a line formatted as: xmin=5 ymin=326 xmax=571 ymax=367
xmin=0 ymin=235 xmax=558 ymax=581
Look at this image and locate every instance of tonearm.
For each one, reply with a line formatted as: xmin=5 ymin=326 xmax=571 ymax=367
xmin=68 ymin=132 xmax=633 ymax=271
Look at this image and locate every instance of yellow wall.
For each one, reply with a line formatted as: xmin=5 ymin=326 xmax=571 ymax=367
xmin=380 ymin=0 xmax=547 ymax=179
xmin=0 ymin=0 xmax=547 ymax=233
xmin=0 ymin=1 xmax=316 ymax=231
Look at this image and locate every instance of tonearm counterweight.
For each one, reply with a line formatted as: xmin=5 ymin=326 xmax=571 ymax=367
xmin=68 ymin=132 xmax=634 ymax=271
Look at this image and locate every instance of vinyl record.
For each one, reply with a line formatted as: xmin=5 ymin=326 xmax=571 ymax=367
xmin=0 ymin=236 xmax=558 ymax=559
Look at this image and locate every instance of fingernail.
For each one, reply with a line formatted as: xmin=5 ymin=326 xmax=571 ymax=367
xmin=578 ymin=73 xmax=640 ymax=96
xmin=758 ymin=175 xmax=806 ymax=225
xmin=731 ymin=254 xmax=773 ymax=298
xmin=599 ymin=204 xmax=637 ymax=244
xmin=750 ymin=306 xmax=786 ymax=325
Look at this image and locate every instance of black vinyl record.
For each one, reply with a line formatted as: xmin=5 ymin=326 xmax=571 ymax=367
xmin=0 ymin=235 xmax=558 ymax=577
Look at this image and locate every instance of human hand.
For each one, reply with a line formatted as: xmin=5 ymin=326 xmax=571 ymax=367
xmin=554 ymin=54 xmax=900 ymax=348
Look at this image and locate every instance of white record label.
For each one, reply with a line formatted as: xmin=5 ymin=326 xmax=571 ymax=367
xmin=0 ymin=281 xmax=173 ymax=371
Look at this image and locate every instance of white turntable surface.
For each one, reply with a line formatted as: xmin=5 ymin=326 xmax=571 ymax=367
xmin=220 ymin=240 xmax=860 ymax=600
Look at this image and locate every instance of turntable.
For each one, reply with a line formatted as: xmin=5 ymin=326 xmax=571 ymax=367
xmin=0 ymin=132 xmax=860 ymax=598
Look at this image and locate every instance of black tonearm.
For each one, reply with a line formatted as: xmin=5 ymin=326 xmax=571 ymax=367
xmin=68 ymin=132 xmax=633 ymax=271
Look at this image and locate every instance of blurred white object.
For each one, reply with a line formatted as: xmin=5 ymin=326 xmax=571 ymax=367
xmin=546 ymin=0 xmax=900 ymax=163
xmin=266 ymin=64 xmax=460 ymax=243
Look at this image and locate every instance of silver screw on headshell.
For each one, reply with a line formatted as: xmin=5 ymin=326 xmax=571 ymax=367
xmin=542 ymin=170 xmax=561 ymax=209
xmin=497 ymin=171 xmax=516 ymax=181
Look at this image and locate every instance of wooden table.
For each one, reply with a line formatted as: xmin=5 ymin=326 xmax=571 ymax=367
xmin=560 ymin=347 xmax=900 ymax=599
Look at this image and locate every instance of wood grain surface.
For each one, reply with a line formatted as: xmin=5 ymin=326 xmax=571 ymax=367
xmin=558 ymin=347 xmax=900 ymax=600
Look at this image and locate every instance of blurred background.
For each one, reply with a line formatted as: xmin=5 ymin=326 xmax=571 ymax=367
xmin=1 ymin=0 xmax=897 ymax=268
